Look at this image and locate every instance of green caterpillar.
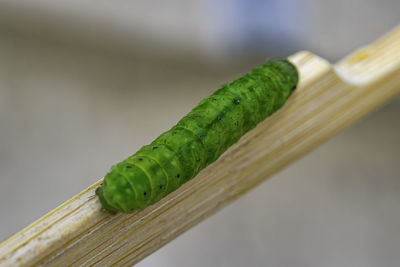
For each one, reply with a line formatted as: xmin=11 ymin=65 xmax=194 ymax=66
xmin=96 ymin=59 xmax=298 ymax=214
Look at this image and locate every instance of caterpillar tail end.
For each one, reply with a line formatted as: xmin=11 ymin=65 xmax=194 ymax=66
xmin=96 ymin=185 xmax=118 ymax=214
xmin=283 ymin=59 xmax=299 ymax=93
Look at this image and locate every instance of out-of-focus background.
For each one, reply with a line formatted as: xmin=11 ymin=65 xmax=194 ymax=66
xmin=0 ymin=1 xmax=399 ymax=266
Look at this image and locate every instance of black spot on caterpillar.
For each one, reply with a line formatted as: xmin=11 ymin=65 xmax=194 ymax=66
xmin=96 ymin=59 xmax=299 ymax=214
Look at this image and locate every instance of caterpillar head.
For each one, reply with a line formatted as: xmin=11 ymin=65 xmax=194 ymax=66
xmin=96 ymin=162 xmax=152 ymax=214
xmin=96 ymin=186 xmax=118 ymax=214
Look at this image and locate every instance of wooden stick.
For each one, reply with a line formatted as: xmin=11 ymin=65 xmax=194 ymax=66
xmin=1 ymin=25 xmax=400 ymax=267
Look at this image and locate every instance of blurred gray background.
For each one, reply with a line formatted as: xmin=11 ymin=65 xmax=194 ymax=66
xmin=0 ymin=1 xmax=399 ymax=266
